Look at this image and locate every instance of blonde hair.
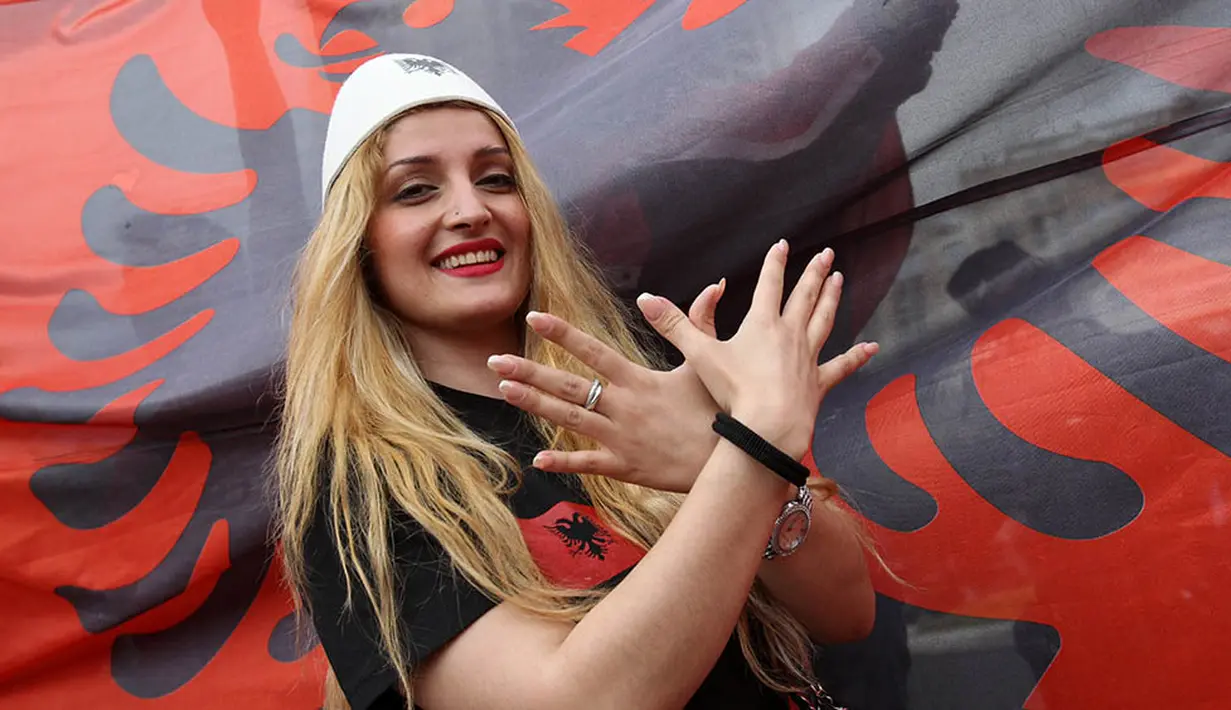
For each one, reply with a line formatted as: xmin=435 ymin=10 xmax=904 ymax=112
xmin=276 ymin=102 xmax=838 ymax=708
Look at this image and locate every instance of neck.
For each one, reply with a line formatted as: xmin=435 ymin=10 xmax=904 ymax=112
xmin=404 ymin=320 xmax=521 ymax=399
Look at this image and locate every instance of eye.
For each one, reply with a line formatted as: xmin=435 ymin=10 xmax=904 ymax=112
xmin=394 ymin=182 xmax=435 ymax=203
xmin=478 ymin=173 xmax=516 ymax=191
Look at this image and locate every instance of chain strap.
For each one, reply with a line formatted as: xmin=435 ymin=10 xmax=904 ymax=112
xmin=799 ymin=682 xmax=846 ymax=710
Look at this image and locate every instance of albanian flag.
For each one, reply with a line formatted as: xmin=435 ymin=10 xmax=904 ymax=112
xmin=1 ymin=1 xmax=1228 ymax=708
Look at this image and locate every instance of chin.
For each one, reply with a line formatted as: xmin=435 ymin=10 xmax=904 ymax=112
xmin=393 ymin=269 xmax=531 ymax=334
xmin=449 ymin=292 xmax=528 ymax=328
xmin=457 ymin=305 xmax=521 ymax=328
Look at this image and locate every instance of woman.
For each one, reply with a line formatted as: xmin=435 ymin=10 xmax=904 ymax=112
xmin=276 ymin=54 xmax=879 ymax=710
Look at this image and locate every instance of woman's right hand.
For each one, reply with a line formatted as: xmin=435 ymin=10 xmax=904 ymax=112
xmin=636 ymin=241 xmax=869 ymax=461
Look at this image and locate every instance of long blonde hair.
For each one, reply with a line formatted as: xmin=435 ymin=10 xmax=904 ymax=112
xmin=276 ymin=102 xmax=837 ymax=708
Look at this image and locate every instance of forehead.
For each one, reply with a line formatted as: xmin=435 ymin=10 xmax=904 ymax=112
xmin=383 ymin=107 xmax=508 ymax=162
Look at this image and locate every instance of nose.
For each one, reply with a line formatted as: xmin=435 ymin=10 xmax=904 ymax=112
xmin=443 ymin=183 xmax=492 ymax=233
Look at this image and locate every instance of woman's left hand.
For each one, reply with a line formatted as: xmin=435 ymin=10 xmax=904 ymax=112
xmin=488 ymin=284 xmax=729 ymax=493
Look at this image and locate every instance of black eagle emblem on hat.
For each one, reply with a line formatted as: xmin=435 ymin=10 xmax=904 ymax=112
xmin=394 ymin=57 xmax=455 ymax=76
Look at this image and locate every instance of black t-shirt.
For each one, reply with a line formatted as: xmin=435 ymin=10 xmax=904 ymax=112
xmin=303 ymin=384 xmax=801 ymax=710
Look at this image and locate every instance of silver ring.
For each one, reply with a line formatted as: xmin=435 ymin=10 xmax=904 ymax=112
xmin=583 ymin=378 xmax=603 ymax=411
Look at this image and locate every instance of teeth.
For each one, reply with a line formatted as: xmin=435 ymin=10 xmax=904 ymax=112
xmin=439 ymin=249 xmax=500 ymax=270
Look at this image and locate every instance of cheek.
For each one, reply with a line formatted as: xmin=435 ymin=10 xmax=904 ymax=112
xmin=507 ymin=207 xmax=533 ymax=279
xmin=364 ymin=214 xmax=437 ymax=308
xmin=496 ymin=197 xmax=532 ymax=246
xmin=367 ymin=213 xmax=433 ymax=270
xmin=508 ymin=214 xmax=534 ymax=285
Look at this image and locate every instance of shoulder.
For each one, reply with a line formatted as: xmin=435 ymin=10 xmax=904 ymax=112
xmin=299 ymin=492 xmax=404 ymax=707
xmin=301 ymin=489 xmax=496 ymax=709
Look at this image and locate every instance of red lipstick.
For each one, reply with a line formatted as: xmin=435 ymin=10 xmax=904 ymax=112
xmin=431 ymin=237 xmax=506 ymax=278
xmin=431 ymin=237 xmax=504 ymax=263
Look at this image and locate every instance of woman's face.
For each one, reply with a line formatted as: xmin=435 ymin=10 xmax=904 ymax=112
xmin=366 ymin=107 xmax=532 ymax=337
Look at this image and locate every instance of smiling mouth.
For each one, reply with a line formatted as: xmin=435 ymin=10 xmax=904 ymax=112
xmin=433 ymin=248 xmax=503 ymax=270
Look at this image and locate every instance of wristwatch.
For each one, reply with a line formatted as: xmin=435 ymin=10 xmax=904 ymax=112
xmin=764 ymin=485 xmax=814 ymax=560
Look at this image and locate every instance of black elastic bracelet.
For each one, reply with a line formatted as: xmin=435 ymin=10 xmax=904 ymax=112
xmin=712 ymin=412 xmax=810 ymax=487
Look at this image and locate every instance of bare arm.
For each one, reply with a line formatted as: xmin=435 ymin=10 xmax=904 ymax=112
xmin=755 ymin=340 xmax=881 ymax=644
xmin=757 ymin=496 xmax=876 ymax=643
xmin=417 ymin=437 xmax=789 ymax=710
xmin=495 ymin=255 xmax=879 ymax=646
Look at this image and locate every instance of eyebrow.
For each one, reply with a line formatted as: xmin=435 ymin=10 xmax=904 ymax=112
xmin=385 ymin=146 xmax=510 ymax=173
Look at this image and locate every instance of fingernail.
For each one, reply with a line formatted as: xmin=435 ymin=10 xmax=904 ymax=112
xmin=821 ymin=247 xmax=834 ymax=261
xmin=497 ymin=380 xmax=520 ymax=399
xmin=526 ymin=312 xmax=551 ymax=332
xmin=487 ymin=355 xmax=514 ymax=374
xmin=533 ymin=452 xmax=550 ymax=467
xmin=718 ymin=277 xmax=727 ymax=295
xmin=637 ymin=292 xmax=665 ymax=319
xmin=831 ymin=271 xmax=843 ymax=286
xmin=777 ymin=239 xmax=789 ymax=253
xmin=864 ymin=342 xmax=880 ymax=355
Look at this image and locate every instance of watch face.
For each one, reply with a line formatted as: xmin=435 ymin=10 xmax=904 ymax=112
xmin=776 ymin=508 xmax=811 ymax=555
